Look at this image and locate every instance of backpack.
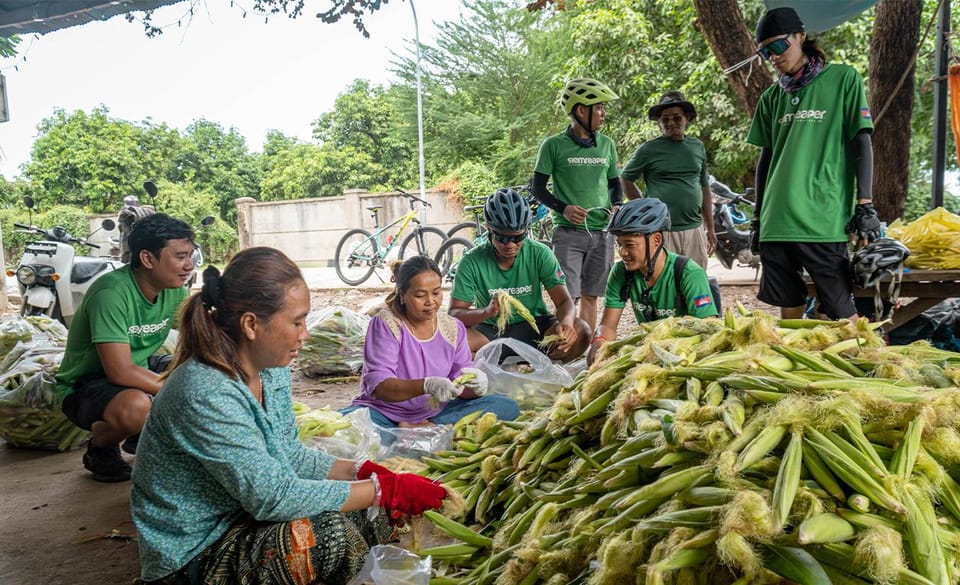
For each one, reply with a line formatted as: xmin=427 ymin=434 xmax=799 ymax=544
xmin=618 ymin=255 xmax=722 ymax=316
xmin=673 ymin=255 xmax=722 ymax=316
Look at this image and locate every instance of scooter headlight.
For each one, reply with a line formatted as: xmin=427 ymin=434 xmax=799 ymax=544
xmin=16 ymin=266 xmax=38 ymax=286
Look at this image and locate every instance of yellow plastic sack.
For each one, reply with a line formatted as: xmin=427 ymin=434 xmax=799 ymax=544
xmin=886 ymin=207 xmax=960 ymax=269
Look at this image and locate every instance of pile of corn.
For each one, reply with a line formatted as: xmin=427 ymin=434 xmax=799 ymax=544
xmin=419 ymin=308 xmax=960 ymax=585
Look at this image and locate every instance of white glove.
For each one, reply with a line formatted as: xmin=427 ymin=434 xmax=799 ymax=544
xmin=458 ymin=367 xmax=488 ymax=396
xmin=423 ymin=376 xmax=461 ymax=403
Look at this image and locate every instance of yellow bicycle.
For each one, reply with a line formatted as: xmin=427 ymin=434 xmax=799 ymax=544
xmin=334 ymin=189 xmax=448 ymax=286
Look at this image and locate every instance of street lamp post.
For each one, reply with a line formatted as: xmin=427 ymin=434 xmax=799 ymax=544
xmin=409 ymin=0 xmax=427 ymax=213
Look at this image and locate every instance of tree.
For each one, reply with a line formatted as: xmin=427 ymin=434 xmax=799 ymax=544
xmin=869 ymin=0 xmax=922 ymax=223
xmin=260 ymin=143 xmax=379 ymax=200
xmin=24 ymin=107 xmax=146 ymax=212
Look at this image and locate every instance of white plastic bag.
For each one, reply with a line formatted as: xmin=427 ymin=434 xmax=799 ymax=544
xmin=303 ymin=408 xmax=381 ymax=461
xmin=474 ymin=338 xmax=573 ymax=409
xmin=377 ymin=423 xmax=453 ymax=460
xmin=298 ymin=306 xmax=369 ymax=377
xmin=346 ymin=544 xmax=431 ymax=585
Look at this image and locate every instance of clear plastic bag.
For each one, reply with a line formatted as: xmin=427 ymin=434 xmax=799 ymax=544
xmin=303 ymin=407 xmax=381 ymax=461
xmin=474 ymin=338 xmax=573 ymax=409
xmin=346 ymin=544 xmax=431 ymax=585
xmin=298 ymin=306 xmax=370 ymax=377
xmin=376 ymin=423 xmax=453 ymax=460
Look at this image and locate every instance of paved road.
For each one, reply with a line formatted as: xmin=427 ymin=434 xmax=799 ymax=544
xmin=300 ymin=256 xmax=761 ymax=290
xmin=5 ymin=256 xmax=760 ymax=299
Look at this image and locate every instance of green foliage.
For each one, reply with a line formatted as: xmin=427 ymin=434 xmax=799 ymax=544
xmin=438 ymin=160 xmax=501 ymax=208
xmin=260 ymin=143 xmax=380 ymax=200
xmin=902 ymin=184 xmax=960 ymax=223
xmin=0 ymin=35 xmax=21 ymax=58
xmin=141 ymin=181 xmax=238 ymax=265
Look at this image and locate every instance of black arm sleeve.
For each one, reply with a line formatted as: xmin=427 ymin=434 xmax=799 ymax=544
xmin=852 ymin=129 xmax=873 ymax=201
xmin=608 ymin=177 xmax=623 ymax=206
xmin=531 ymin=172 xmax=567 ymax=213
xmin=754 ymin=147 xmax=772 ymax=221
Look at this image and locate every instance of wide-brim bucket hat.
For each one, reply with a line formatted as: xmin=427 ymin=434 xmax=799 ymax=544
xmin=647 ymin=90 xmax=697 ymax=122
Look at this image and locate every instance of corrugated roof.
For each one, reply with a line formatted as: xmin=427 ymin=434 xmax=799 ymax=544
xmin=0 ymin=0 xmax=181 ymax=37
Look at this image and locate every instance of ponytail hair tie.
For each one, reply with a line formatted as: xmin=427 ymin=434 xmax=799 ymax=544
xmin=200 ymin=266 xmax=222 ymax=310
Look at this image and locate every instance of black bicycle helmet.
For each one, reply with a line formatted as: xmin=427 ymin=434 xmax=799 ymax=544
xmin=851 ymin=238 xmax=911 ymax=320
xmin=484 ymin=188 xmax=533 ymax=232
xmin=607 ymin=198 xmax=671 ymax=234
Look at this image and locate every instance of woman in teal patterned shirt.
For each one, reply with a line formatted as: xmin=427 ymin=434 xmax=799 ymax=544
xmin=131 ymin=247 xmax=446 ymax=585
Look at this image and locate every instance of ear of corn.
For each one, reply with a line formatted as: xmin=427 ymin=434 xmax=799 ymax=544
xmin=496 ymin=290 xmax=539 ymax=333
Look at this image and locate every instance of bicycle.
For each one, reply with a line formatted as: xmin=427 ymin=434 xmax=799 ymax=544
xmin=434 ymin=186 xmax=554 ymax=283
xmin=334 ymin=189 xmax=449 ymax=286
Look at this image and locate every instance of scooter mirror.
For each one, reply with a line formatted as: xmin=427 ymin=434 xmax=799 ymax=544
xmin=101 ymin=218 xmax=116 ymax=231
xmin=22 ymin=196 xmax=35 ymax=209
xmin=200 ymin=215 xmax=216 ymax=227
xmin=143 ymin=180 xmax=159 ymax=199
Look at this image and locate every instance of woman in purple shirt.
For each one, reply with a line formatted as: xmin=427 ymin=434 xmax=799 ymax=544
xmin=346 ymin=256 xmax=519 ymax=427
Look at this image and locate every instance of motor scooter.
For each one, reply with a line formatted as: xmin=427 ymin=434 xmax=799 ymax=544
xmin=710 ymin=178 xmax=761 ymax=276
xmin=8 ymin=197 xmax=122 ymax=326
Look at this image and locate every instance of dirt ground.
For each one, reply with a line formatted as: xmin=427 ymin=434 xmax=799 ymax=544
xmin=0 ymin=283 xmax=773 ymax=585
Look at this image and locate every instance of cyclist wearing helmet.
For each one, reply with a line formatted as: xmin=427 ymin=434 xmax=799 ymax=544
xmin=532 ymin=77 xmax=623 ymax=335
xmin=448 ymin=188 xmax=591 ymax=362
xmin=589 ymin=198 xmax=717 ymax=364
xmin=621 ymin=91 xmax=717 ymax=271
xmin=748 ymin=6 xmax=881 ymax=320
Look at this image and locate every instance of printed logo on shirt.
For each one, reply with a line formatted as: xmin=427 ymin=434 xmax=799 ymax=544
xmin=128 ymin=318 xmax=170 ymax=337
xmin=555 ymin=267 xmax=565 ymax=281
xmin=776 ymin=109 xmax=827 ymax=125
xmin=693 ymin=294 xmax=713 ymax=308
xmin=566 ymin=156 xmax=609 ymax=166
xmin=860 ymin=107 xmax=872 ymax=120
xmin=488 ymin=285 xmax=534 ymax=299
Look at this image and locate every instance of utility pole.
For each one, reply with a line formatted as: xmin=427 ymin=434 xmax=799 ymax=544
xmin=410 ymin=0 xmax=427 ymax=218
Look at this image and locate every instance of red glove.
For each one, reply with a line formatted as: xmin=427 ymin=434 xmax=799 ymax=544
xmin=356 ymin=460 xmax=393 ymax=481
xmin=377 ymin=473 xmax=446 ymax=517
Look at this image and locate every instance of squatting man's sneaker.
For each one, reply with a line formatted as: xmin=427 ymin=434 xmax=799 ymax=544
xmin=121 ymin=433 xmax=139 ymax=455
xmin=82 ymin=440 xmax=132 ymax=483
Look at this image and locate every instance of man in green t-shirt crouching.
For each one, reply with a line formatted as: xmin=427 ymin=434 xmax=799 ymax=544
xmin=449 ymin=188 xmax=590 ymax=363
xmin=56 ymin=214 xmax=195 ymax=482
xmin=589 ymin=198 xmax=719 ymax=364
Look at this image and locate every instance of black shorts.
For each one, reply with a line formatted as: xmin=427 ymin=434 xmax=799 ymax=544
xmin=758 ymin=242 xmax=856 ymax=319
xmin=61 ymin=354 xmax=172 ymax=431
xmin=474 ymin=314 xmax=559 ymax=354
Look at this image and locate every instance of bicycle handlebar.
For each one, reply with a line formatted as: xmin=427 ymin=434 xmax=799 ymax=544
xmin=395 ymin=187 xmax=432 ymax=207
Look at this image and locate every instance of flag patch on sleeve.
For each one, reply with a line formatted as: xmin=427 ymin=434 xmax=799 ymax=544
xmin=860 ymin=107 xmax=872 ymax=120
xmin=693 ymin=294 xmax=713 ymax=308
xmin=556 ymin=268 xmax=566 ymax=280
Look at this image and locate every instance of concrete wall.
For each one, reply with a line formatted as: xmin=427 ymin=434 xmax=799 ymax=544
xmin=236 ymin=189 xmax=465 ymax=265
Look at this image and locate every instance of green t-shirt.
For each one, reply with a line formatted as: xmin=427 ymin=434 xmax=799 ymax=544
xmin=533 ymin=130 xmax=620 ymax=231
xmin=450 ymin=239 xmax=566 ymax=328
xmin=621 ymin=136 xmax=709 ymax=231
xmin=603 ymin=251 xmax=719 ymax=323
xmin=56 ymin=265 xmax=189 ymax=400
xmin=747 ymin=63 xmax=873 ymax=242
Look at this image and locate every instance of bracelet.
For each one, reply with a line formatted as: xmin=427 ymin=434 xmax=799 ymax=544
xmin=591 ymin=335 xmax=606 ymax=344
xmin=351 ymin=458 xmax=367 ymax=480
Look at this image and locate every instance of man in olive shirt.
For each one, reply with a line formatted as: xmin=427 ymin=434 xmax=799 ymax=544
xmin=621 ymin=91 xmax=717 ymax=270
xmin=57 ymin=214 xmax=195 ymax=482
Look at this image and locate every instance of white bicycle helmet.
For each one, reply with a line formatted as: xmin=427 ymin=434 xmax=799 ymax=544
xmin=851 ymin=238 xmax=911 ymax=320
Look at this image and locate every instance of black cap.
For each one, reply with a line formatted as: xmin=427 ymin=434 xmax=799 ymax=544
xmin=647 ymin=91 xmax=697 ymax=122
xmin=755 ymin=6 xmax=805 ymax=44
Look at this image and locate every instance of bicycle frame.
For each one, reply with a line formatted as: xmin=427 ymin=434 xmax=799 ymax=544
xmin=368 ymin=207 xmax=420 ymax=257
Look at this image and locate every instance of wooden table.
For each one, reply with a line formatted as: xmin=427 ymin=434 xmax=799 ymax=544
xmin=805 ymin=269 xmax=960 ymax=332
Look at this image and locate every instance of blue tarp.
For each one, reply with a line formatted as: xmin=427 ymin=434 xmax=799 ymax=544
xmin=765 ymin=1 xmax=884 ymax=34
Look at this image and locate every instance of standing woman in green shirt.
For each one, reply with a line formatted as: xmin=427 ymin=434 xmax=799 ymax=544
xmin=748 ymin=6 xmax=882 ymax=320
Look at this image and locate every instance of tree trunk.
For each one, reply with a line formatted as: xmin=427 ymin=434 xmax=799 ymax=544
xmin=692 ymin=0 xmax=774 ymax=117
xmin=869 ymin=0 xmax=922 ymax=222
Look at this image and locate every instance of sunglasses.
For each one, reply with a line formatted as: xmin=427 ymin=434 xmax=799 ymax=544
xmin=490 ymin=230 xmax=527 ymax=244
xmin=757 ymin=35 xmax=792 ymax=60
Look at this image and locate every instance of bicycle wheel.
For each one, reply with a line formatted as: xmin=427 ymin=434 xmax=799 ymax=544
xmin=334 ymin=228 xmax=379 ymax=286
xmin=447 ymin=221 xmax=481 ymax=241
xmin=399 ymin=226 xmax=448 ymax=260
xmin=434 ymin=236 xmax=474 ymax=282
